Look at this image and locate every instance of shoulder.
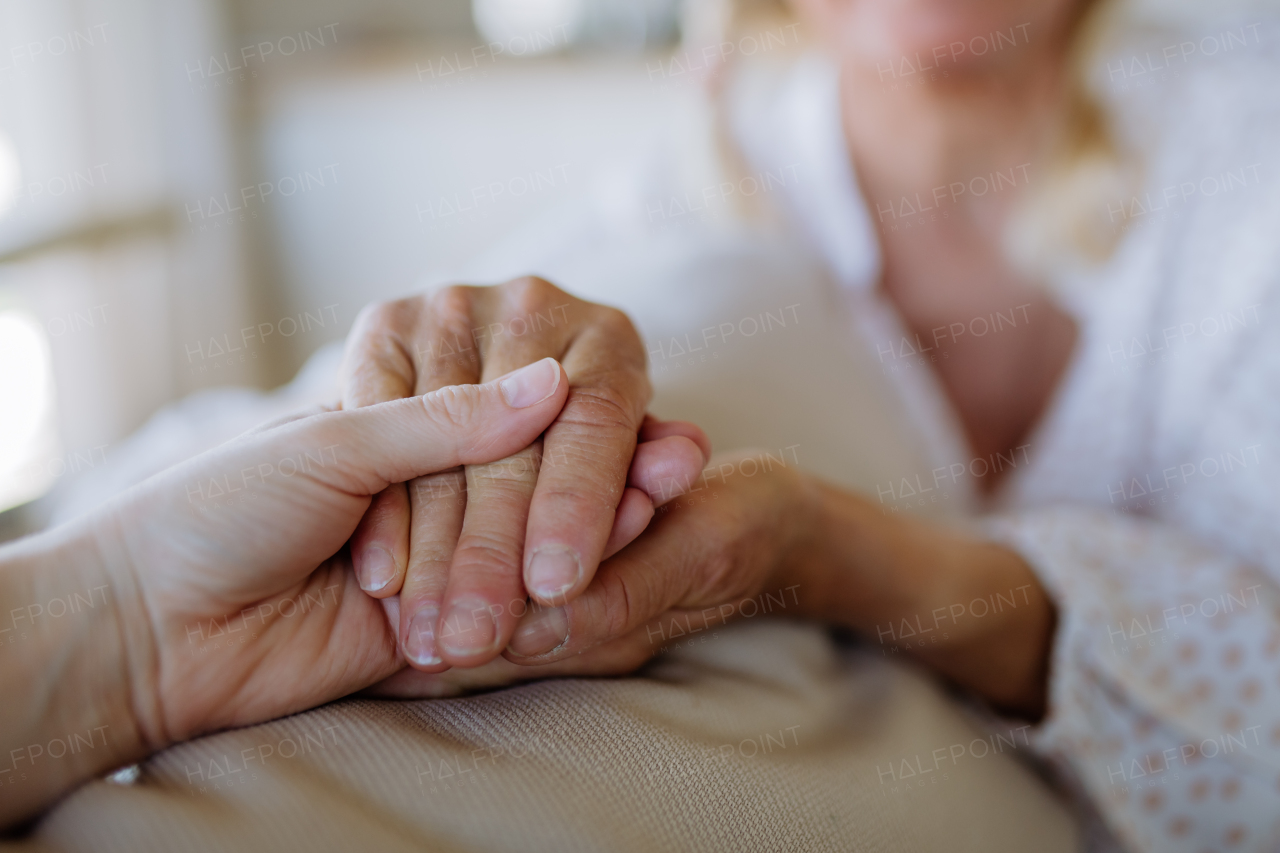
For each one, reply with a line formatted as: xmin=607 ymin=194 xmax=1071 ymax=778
xmin=1110 ymin=18 xmax=1280 ymax=183
xmin=1101 ymin=20 xmax=1280 ymax=313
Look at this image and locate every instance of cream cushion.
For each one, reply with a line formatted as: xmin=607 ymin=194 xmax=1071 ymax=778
xmin=14 ymin=624 xmax=1077 ymax=852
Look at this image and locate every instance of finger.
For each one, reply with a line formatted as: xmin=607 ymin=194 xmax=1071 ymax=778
xmin=597 ymin=422 xmax=708 ymax=563
xmin=365 ymin=621 xmax=659 ymax=698
xmin=505 ymin=510 xmax=699 ymax=661
xmin=340 ymin=300 xmax=421 ymax=411
xmin=399 ymin=468 xmax=466 ymax=669
xmin=435 ymin=441 xmax=544 ymax=666
xmin=340 ymin=302 xmax=422 ymax=600
xmin=523 ymin=311 xmax=652 ymax=605
xmin=639 ymin=416 xmax=712 ymax=463
xmin=601 ymin=487 xmax=654 ymax=560
xmin=628 ymin=435 xmax=707 ymax=506
xmin=242 ymin=402 xmax=339 ymax=436
xmin=398 ymin=290 xmax=484 ymax=669
xmin=304 ymin=358 xmax=568 ymax=495
xmin=348 ymin=485 xmax=410 ymax=596
xmin=427 ymin=283 xmax=569 ymax=667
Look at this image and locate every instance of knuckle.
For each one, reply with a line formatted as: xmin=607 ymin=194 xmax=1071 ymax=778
xmin=409 ymin=548 xmax=455 ymax=573
xmin=595 ymin=305 xmax=640 ymax=341
xmin=599 ymin=561 xmax=664 ymax=639
xmin=425 ymin=384 xmax=481 ymax=432
xmin=430 ymin=286 xmax=477 ymax=323
xmin=454 ymin=531 xmax=523 ymax=574
xmin=504 ymin=275 xmax=560 ymax=303
xmin=501 ymin=275 xmax=578 ymax=320
xmin=351 ymin=301 xmax=390 ymax=335
xmin=410 ymin=541 xmax=454 ymax=569
xmin=344 ymin=302 xmax=421 ymax=401
xmin=533 ymin=482 xmax=618 ymax=515
xmin=561 ymin=383 xmax=645 ymax=433
xmin=419 ymin=289 xmax=482 ymax=378
xmin=357 ymin=297 xmax=416 ymax=335
xmin=594 ymin=307 xmax=644 ymax=364
xmin=599 ymin=572 xmax=637 ymax=639
xmin=467 ymin=476 xmax=535 ymax=510
xmin=469 ymin=456 xmax=540 ymax=489
xmin=410 ymin=470 xmax=467 ymax=507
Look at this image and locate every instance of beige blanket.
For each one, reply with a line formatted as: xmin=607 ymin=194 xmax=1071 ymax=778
xmin=9 ymin=622 xmax=1077 ymax=852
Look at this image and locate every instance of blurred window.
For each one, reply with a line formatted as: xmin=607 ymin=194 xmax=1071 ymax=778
xmin=0 ymin=0 xmax=240 ymax=517
xmin=0 ymin=309 xmax=57 ymax=512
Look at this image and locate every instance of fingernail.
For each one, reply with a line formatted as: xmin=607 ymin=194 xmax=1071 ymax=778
xmin=508 ymin=605 xmax=569 ymax=658
xmin=359 ymin=546 xmax=398 ymax=593
xmin=404 ymin=606 xmax=442 ymax=666
xmin=526 ymin=547 xmax=581 ymax=601
xmin=498 ymin=357 xmax=560 ymax=408
xmin=438 ymin=597 xmax=498 ymax=657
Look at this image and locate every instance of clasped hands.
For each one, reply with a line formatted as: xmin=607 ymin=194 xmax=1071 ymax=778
xmin=0 ymin=276 xmax=1055 ymax=828
xmin=338 ymin=277 xmax=805 ymax=696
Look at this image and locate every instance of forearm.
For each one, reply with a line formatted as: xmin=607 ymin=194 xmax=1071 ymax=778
xmin=0 ymin=524 xmax=148 ymax=829
xmin=783 ymin=477 xmax=1055 ymax=718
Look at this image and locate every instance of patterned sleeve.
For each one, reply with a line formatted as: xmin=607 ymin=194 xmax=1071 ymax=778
xmin=983 ymin=508 xmax=1280 ymax=852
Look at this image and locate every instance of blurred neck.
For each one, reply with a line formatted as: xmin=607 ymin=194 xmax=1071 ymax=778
xmin=838 ymin=27 xmax=1074 ymax=194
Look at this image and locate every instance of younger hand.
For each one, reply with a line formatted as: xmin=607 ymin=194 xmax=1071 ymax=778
xmin=94 ymin=358 xmax=570 ymax=747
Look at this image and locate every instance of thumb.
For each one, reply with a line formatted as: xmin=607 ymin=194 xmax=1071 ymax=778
xmin=292 ymin=357 xmax=567 ymax=495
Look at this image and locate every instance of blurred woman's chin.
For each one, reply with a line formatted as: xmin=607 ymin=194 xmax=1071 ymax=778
xmin=844 ymin=0 xmax=1034 ymax=66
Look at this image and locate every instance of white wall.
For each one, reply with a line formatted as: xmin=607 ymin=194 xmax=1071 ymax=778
xmin=253 ymin=45 xmax=692 ymax=377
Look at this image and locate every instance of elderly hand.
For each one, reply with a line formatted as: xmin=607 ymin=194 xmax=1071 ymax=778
xmin=364 ymin=451 xmax=814 ymax=697
xmin=340 ymin=277 xmax=709 ymax=671
xmin=364 ymin=449 xmax=1054 ymax=721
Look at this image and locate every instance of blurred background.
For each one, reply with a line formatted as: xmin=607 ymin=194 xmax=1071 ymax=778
xmin=0 ymin=0 xmax=731 ymax=534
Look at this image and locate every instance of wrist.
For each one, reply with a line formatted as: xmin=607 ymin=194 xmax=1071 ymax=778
xmin=776 ymin=477 xmax=923 ymax=626
xmin=772 ymin=480 xmax=1054 ymax=717
xmin=768 ymin=471 xmax=866 ymax=622
xmin=0 ymin=519 xmax=153 ymax=828
xmin=906 ymin=534 xmax=1055 ymax=717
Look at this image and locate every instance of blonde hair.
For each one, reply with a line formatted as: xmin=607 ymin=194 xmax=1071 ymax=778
xmin=1008 ymin=0 xmax=1134 ymax=275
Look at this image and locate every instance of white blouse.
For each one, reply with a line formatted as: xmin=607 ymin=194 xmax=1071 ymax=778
xmin=724 ymin=38 xmax=1280 ymax=853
